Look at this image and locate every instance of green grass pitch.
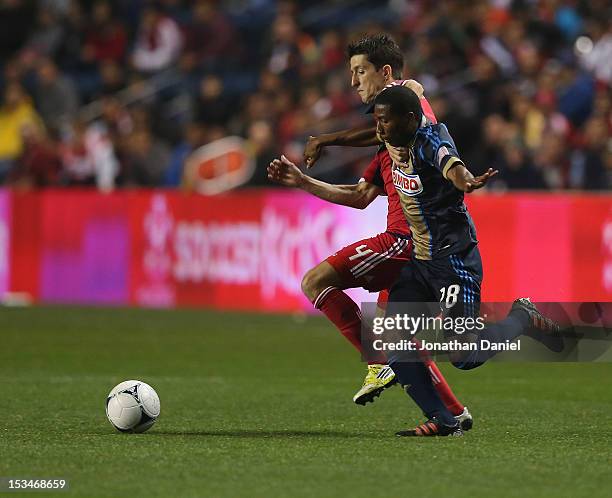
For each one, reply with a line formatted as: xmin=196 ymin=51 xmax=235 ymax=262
xmin=1 ymin=306 xmax=611 ymax=498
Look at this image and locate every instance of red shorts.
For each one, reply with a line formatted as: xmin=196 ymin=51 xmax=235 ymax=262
xmin=326 ymin=232 xmax=412 ymax=305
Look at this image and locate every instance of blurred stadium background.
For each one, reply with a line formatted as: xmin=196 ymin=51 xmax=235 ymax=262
xmin=0 ymin=0 xmax=610 ymax=309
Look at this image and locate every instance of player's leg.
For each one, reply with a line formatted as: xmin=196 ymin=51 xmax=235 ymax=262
xmin=302 ymin=260 xmax=364 ymax=352
xmin=374 ymin=287 xmax=471 ymax=425
xmin=304 ymin=234 xmax=411 ymax=404
xmin=435 ymin=246 xmax=561 ymax=370
xmin=451 ymin=298 xmax=562 ymax=369
xmin=350 ymin=289 xmax=397 ymax=405
xmin=384 ymin=263 xmax=463 ymax=436
xmin=304 ymin=233 xmax=412 ymax=356
xmin=335 ymin=232 xmax=415 ymax=404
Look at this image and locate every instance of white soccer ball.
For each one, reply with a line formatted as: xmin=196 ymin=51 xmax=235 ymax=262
xmin=106 ymin=380 xmax=160 ymax=433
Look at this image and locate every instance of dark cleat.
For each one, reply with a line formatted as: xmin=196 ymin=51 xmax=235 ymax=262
xmin=511 ymin=298 xmax=563 ymax=352
xmin=396 ymin=417 xmax=463 ymax=437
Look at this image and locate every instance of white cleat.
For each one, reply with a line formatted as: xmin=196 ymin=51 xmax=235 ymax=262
xmin=455 ymin=406 xmax=473 ymax=431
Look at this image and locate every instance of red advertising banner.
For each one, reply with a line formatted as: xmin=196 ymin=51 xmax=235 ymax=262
xmin=465 ymin=195 xmax=612 ymax=302
xmin=128 ymin=191 xmax=270 ymax=311
xmin=4 ymin=189 xmax=612 ymax=311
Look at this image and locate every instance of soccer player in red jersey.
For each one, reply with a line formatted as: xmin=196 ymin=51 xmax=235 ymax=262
xmin=268 ymin=34 xmax=471 ymax=429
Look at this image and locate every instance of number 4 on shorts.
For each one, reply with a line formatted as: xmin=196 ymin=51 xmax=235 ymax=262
xmin=348 ymin=244 xmax=374 ymax=261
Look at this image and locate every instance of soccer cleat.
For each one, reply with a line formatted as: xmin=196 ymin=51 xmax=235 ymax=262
xmin=353 ymin=364 xmax=397 ymax=405
xmin=511 ymin=298 xmax=563 ymax=352
xmin=455 ymin=406 xmax=473 ymax=431
xmin=396 ymin=417 xmax=463 ymax=437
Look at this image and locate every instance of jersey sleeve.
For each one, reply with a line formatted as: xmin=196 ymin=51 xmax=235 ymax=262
xmin=420 ymin=97 xmax=437 ymax=124
xmin=360 ymin=151 xmax=385 ymax=191
xmin=418 ymin=124 xmax=463 ymax=179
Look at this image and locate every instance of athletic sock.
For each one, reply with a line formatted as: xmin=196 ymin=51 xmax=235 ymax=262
xmin=314 ymin=287 xmax=363 ymax=353
xmin=389 ymin=359 xmax=458 ymax=426
xmin=424 ymin=360 xmax=465 ymax=416
xmin=411 ymin=338 xmax=465 ymax=415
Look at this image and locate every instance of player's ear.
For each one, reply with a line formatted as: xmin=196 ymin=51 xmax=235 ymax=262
xmin=381 ymin=64 xmax=393 ymax=80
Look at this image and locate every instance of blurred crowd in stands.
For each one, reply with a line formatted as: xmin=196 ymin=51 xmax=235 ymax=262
xmin=0 ymin=0 xmax=610 ymax=191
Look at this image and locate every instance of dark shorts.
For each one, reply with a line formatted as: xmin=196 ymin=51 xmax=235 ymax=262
xmin=387 ymin=244 xmax=483 ymax=318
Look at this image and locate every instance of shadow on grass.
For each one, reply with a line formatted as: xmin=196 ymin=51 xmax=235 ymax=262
xmin=147 ymin=429 xmax=378 ymax=439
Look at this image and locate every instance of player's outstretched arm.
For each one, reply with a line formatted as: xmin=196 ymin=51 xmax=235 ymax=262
xmin=446 ymin=164 xmax=499 ymax=193
xmin=268 ymin=155 xmax=381 ymax=209
xmin=304 ymin=125 xmax=379 ymax=168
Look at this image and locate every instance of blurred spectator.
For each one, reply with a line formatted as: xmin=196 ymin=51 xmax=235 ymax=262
xmin=82 ymin=1 xmax=128 ymax=64
xmin=19 ymin=6 xmax=64 ymax=61
xmin=570 ymin=116 xmax=609 ymax=190
xmin=121 ymin=129 xmax=170 ymax=186
xmin=34 ymin=58 xmax=80 ymax=130
xmin=8 ymin=123 xmax=61 ymax=188
xmin=60 ymin=120 xmax=119 ymax=191
xmin=55 ymin=1 xmax=88 ymax=71
xmin=0 ymin=0 xmax=608 ymax=191
xmin=193 ymin=75 xmax=233 ymax=126
xmin=490 ymin=140 xmax=547 ymax=190
xmin=98 ymin=60 xmax=127 ymax=96
xmin=131 ymin=4 xmax=183 ymax=74
xmin=245 ymin=120 xmax=278 ymax=187
xmin=0 ymin=84 xmax=44 ymax=182
xmin=99 ymin=96 xmax=134 ymax=141
xmin=556 ymin=61 xmax=595 ymax=127
xmin=578 ymin=20 xmax=612 ymax=84
xmin=320 ymin=30 xmax=345 ymax=71
xmin=534 ymin=132 xmax=569 ymax=189
xmin=181 ymin=0 xmax=240 ymax=73
xmin=266 ymin=13 xmax=303 ymax=83
xmin=164 ymin=122 xmax=206 ymax=187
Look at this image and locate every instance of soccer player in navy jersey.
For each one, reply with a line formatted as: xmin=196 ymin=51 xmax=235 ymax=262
xmin=268 ymin=34 xmax=472 ymax=429
xmin=372 ymin=85 xmax=562 ymax=437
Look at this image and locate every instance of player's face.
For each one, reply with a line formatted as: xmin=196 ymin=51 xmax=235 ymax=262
xmin=374 ymin=104 xmax=418 ymax=147
xmin=349 ymin=55 xmax=388 ymax=104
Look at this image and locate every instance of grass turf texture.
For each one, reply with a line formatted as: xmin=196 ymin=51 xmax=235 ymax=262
xmin=1 ymin=306 xmax=611 ymax=498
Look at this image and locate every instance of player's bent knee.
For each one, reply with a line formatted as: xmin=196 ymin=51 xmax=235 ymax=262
xmin=301 ymin=264 xmax=338 ymax=302
xmin=301 ymin=268 xmax=322 ymax=301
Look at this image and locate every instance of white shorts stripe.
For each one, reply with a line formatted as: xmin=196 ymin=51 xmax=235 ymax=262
xmin=350 ymin=239 xmax=406 ymax=276
xmin=352 ymin=240 xmax=407 ymax=278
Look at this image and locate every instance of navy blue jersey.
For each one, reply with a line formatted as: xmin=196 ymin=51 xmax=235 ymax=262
xmin=391 ymin=123 xmax=478 ymax=260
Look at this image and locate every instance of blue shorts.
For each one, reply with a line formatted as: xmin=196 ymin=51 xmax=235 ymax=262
xmin=388 ymin=244 xmax=483 ymax=318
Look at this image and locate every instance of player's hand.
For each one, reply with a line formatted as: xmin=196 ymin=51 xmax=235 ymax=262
xmin=267 ymin=155 xmax=305 ymax=188
xmin=465 ymin=168 xmax=499 ymax=192
xmin=303 ymin=136 xmax=323 ymax=169
xmin=386 ymin=143 xmax=409 ymax=165
xmin=401 ymin=79 xmax=424 ymax=98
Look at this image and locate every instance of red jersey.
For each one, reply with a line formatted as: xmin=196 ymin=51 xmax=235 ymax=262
xmin=360 ymin=148 xmax=410 ymax=236
xmin=389 ymin=80 xmax=437 ymax=124
xmin=420 ymin=97 xmax=437 ymax=124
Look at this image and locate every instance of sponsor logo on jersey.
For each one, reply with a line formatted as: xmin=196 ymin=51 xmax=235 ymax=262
xmin=392 ymin=168 xmax=423 ymax=196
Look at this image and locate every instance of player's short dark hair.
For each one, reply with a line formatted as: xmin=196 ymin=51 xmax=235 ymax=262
xmin=347 ymin=33 xmax=403 ymax=79
xmin=374 ymin=85 xmax=423 ymax=122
